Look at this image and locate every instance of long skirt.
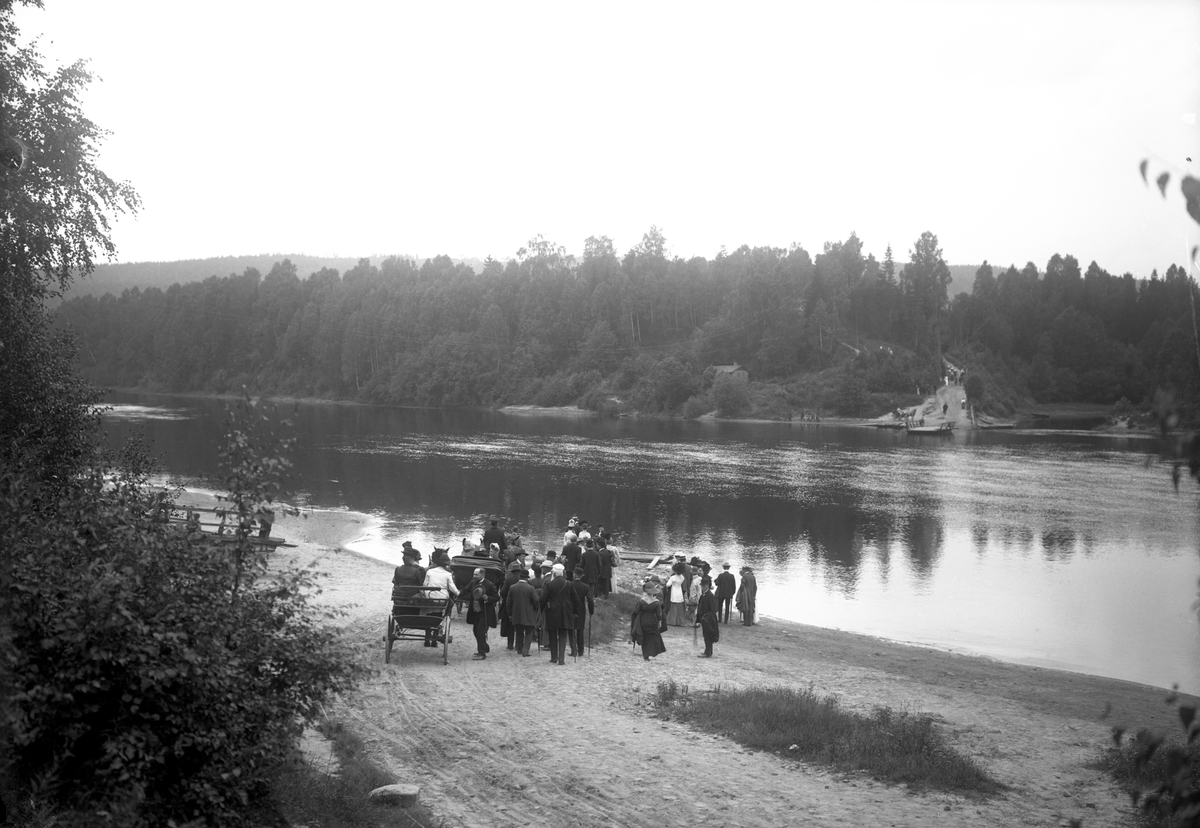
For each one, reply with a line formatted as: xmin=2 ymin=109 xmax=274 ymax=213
xmin=666 ymin=601 xmax=688 ymax=627
xmin=639 ymin=631 xmax=666 ymax=660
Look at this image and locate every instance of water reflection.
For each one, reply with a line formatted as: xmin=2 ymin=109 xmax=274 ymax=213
xmin=101 ymin=392 xmax=1200 ymax=692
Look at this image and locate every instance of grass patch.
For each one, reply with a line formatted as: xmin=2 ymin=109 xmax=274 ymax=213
xmin=271 ymin=718 xmax=446 ymax=828
xmin=667 ymin=684 xmax=1004 ymax=796
xmin=589 ymin=589 xmax=642 ymax=646
xmin=1097 ymin=732 xmax=1200 ymax=826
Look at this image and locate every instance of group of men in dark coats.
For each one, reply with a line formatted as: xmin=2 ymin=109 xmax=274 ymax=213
xmin=484 ymin=557 xmax=596 ymax=665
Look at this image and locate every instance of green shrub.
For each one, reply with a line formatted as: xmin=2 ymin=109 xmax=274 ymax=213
xmin=712 ymin=375 xmax=751 ymax=418
xmin=1 ymin=397 xmax=364 ymax=827
xmin=682 ymin=393 xmax=712 ymax=419
xmin=671 ymin=685 xmax=1003 ymax=795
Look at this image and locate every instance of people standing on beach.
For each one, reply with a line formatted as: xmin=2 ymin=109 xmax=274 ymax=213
xmin=695 ymin=577 xmax=719 ymax=657
xmin=665 ymin=563 xmax=687 ymax=627
xmin=540 ymin=563 xmax=577 ymax=666
xmin=715 ymin=563 xmax=736 ymax=624
xmin=506 ymin=567 xmax=539 ymax=657
xmin=570 ymin=566 xmax=594 ymax=656
xmin=482 ymin=519 xmax=507 ymax=554
xmin=737 ymin=566 xmax=758 ymax=626
xmin=630 ymin=582 xmax=667 ymax=661
xmin=464 ymin=567 xmax=498 ymax=660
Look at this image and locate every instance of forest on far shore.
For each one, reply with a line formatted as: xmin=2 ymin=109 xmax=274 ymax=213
xmin=54 ymin=227 xmax=1200 ymax=420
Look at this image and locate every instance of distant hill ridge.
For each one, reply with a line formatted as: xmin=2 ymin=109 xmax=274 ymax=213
xmin=63 ymin=254 xmax=984 ymax=301
xmin=62 ymin=254 xmax=490 ymax=300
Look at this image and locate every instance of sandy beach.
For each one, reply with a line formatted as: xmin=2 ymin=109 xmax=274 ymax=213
xmin=241 ymin=499 xmax=1190 ymax=825
xmin=223 ymin=497 xmax=1189 ymax=828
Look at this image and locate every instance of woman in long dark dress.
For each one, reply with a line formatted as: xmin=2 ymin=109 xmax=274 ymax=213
xmin=631 ymin=582 xmax=667 ymax=661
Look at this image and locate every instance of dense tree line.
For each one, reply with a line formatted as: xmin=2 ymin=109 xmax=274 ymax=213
xmin=58 ymin=227 xmax=1199 ymax=416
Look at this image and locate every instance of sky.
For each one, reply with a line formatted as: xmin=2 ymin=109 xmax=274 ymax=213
xmin=13 ymin=0 xmax=1200 ymax=277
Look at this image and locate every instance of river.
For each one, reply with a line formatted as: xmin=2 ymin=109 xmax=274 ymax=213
xmin=101 ymin=391 xmax=1200 ymax=693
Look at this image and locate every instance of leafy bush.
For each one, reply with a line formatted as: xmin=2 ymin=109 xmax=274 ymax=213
xmin=682 ymin=393 xmax=712 ymax=419
xmin=1 ymin=398 xmax=364 ymax=827
xmin=712 ymin=375 xmax=751 ymax=418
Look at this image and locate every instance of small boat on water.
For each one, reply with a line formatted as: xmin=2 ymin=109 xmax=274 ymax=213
xmin=907 ymin=422 xmax=955 ymax=434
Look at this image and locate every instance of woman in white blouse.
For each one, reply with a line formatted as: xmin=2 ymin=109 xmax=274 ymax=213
xmin=421 ymin=549 xmax=459 ymax=645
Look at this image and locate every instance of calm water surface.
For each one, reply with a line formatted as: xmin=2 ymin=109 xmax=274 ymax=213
xmin=102 ymin=392 xmax=1200 ymax=693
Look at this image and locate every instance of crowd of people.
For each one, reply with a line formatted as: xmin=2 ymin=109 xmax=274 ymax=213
xmin=390 ymin=517 xmax=760 ymax=664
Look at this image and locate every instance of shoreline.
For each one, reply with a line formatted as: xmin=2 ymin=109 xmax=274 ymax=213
xmin=301 ymin=526 xmax=1186 ymax=827
xmin=106 ymin=387 xmax=1157 ymax=436
xmin=180 ymin=492 xmax=1190 ymax=825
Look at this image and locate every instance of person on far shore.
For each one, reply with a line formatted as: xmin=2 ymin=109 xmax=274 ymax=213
xmin=694 ymin=576 xmax=719 ymax=657
xmin=630 ymin=581 xmax=667 ymax=661
xmin=506 ymin=567 xmax=539 ymax=657
xmin=665 ymin=562 xmax=687 ymax=627
xmin=715 ymin=563 xmax=736 ymax=624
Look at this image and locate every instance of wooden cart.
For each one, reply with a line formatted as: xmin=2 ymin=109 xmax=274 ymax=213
xmin=385 ymin=586 xmax=454 ymax=665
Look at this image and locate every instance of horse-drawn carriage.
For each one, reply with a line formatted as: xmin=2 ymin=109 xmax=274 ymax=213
xmin=384 ymin=587 xmax=454 ymax=665
xmin=383 ymin=553 xmax=508 ymax=665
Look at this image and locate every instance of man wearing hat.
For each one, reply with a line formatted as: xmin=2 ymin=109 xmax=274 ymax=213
xmin=561 ymin=532 xmax=583 ymax=581
xmin=464 ymin=567 xmax=499 ymax=660
xmin=498 ymin=560 xmax=524 ymax=651
xmin=506 ymin=566 xmax=539 ymax=656
xmin=482 ymin=519 xmax=507 ymax=554
xmin=715 ymin=563 xmax=737 ymax=624
xmin=695 ymin=576 xmax=720 ymax=657
xmin=540 ymin=563 xmax=578 ymax=665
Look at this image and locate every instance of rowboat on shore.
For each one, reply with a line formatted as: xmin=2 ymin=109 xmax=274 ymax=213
xmin=907 ymin=422 xmax=955 ymax=435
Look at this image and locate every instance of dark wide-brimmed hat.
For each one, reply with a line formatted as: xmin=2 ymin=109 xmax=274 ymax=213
xmin=508 ymin=561 xmax=524 ymax=572
xmin=402 ymin=547 xmax=420 ymax=560
xmin=689 ymin=556 xmax=703 ymax=566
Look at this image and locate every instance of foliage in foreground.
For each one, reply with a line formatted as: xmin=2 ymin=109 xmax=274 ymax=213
xmin=1 ymin=398 xmax=365 ymax=827
xmin=662 ymin=684 xmax=1004 ymax=796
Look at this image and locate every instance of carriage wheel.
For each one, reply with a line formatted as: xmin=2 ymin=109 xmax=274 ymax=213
xmin=441 ymin=616 xmax=451 ymax=665
xmin=385 ymin=614 xmax=395 ymax=664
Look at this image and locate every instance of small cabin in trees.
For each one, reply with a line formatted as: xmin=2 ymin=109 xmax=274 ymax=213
xmin=710 ymin=364 xmax=749 ymax=382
